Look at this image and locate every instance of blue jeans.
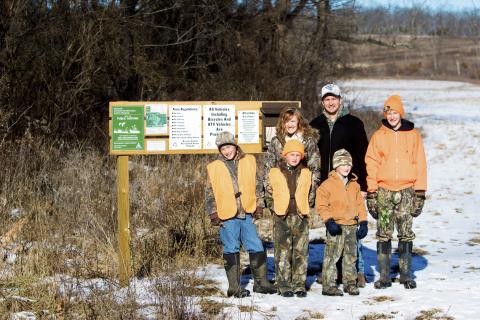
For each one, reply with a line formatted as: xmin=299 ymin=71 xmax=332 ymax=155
xmin=220 ymin=214 xmax=264 ymax=254
xmin=356 ymin=239 xmax=365 ymax=273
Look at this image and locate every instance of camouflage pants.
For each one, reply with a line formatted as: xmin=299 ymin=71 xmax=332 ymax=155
xmin=273 ymin=214 xmax=309 ymax=293
xmin=376 ymin=187 xmax=416 ymax=242
xmin=322 ymin=225 xmax=357 ymax=287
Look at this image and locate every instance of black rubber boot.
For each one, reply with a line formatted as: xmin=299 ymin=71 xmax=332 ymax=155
xmin=224 ymin=253 xmax=250 ymax=298
xmin=249 ymin=252 xmax=276 ymax=294
xmin=399 ymin=241 xmax=416 ymax=289
xmin=374 ymin=241 xmax=392 ymax=289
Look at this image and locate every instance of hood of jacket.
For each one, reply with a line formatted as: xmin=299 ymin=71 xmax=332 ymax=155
xmin=381 ymin=118 xmax=415 ymax=132
xmin=322 ymin=103 xmax=350 ymax=122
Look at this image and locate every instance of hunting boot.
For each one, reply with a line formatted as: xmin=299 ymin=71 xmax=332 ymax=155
xmin=374 ymin=241 xmax=392 ymax=289
xmin=224 ymin=253 xmax=250 ymax=298
xmin=322 ymin=286 xmax=343 ymax=296
xmin=398 ymin=241 xmax=416 ymax=289
xmin=343 ymin=283 xmax=360 ymax=296
xmin=249 ymin=252 xmax=276 ymax=294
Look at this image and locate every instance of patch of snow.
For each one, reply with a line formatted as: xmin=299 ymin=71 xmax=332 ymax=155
xmin=196 ymin=79 xmax=480 ymax=319
xmin=38 ymin=79 xmax=480 ymax=319
xmin=9 ymin=312 xmax=36 ymax=320
xmin=10 ymin=208 xmax=22 ymax=219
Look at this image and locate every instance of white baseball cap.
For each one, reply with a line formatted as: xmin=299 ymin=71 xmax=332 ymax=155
xmin=321 ymin=83 xmax=341 ymax=99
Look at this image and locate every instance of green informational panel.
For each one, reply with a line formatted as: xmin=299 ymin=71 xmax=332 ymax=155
xmin=112 ymin=106 xmax=145 ymax=151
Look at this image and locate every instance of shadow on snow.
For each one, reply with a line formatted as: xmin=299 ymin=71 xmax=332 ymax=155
xmin=241 ymin=240 xmax=428 ymax=290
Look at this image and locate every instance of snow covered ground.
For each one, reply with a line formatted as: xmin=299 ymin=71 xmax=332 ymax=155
xmin=14 ymin=79 xmax=478 ymax=320
xmin=196 ymin=79 xmax=480 ymax=319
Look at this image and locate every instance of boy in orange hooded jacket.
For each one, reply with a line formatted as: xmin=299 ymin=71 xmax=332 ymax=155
xmin=365 ymin=95 xmax=427 ymax=290
xmin=316 ymin=149 xmax=368 ymax=296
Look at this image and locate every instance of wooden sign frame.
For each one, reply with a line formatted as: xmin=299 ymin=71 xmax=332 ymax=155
xmin=110 ymin=100 xmax=300 ymax=286
xmin=109 ymin=101 xmax=300 ymax=155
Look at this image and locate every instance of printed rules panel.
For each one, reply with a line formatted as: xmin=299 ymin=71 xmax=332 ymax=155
xmin=203 ymin=105 xmax=235 ymax=149
xmin=169 ymin=105 xmax=202 ymax=150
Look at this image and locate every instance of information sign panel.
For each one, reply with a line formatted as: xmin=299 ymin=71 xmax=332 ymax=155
xmin=112 ymin=106 xmax=144 ymax=151
xmin=203 ymin=105 xmax=235 ymax=149
xmin=145 ymin=104 xmax=168 ymax=135
xmin=169 ymin=105 xmax=202 ymax=150
xmin=238 ymin=110 xmax=259 ymax=144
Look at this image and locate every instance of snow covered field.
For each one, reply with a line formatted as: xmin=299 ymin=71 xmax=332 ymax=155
xmin=15 ymin=79 xmax=478 ymax=320
xmin=197 ymin=79 xmax=480 ymax=319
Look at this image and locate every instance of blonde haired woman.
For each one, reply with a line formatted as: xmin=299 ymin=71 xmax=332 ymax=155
xmin=264 ymin=107 xmax=321 ymax=206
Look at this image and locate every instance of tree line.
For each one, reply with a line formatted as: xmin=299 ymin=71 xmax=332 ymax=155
xmin=2 ymin=1 xmax=479 ymax=146
xmin=356 ymin=5 xmax=480 ymax=37
xmin=0 ymin=0 xmax=355 ymax=145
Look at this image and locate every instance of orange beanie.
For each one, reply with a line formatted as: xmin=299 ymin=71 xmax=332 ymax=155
xmin=383 ymin=95 xmax=405 ymax=118
xmin=282 ymin=139 xmax=305 ymax=158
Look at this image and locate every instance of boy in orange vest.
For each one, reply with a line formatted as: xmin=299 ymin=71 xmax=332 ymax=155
xmin=365 ymin=95 xmax=427 ymax=289
xmin=266 ymin=139 xmax=312 ymax=297
xmin=205 ymin=131 xmax=276 ymax=298
xmin=316 ymin=149 xmax=368 ymax=296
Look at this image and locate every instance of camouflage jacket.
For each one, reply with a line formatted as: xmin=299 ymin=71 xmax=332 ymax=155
xmin=264 ymin=132 xmax=321 ymax=206
xmin=205 ymin=148 xmax=264 ymax=218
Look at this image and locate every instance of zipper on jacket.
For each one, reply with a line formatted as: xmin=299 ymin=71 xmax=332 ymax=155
xmin=328 ymin=128 xmax=333 ymax=173
xmin=395 ymin=131 xmax=398 ymax=182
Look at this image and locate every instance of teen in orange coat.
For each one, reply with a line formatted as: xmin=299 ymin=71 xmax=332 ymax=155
xmin=365 ymin=95 xmax=427 ymax=290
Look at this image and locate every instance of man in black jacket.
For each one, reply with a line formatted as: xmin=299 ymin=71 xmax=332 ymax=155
xmin=310 ymin=83 xmax=369 ymax=287
xmin=310 ymin=83 xmax=369 ymax=193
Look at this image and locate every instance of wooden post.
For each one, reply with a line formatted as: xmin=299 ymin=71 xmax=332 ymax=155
xmin=117 ymin=155 xmax=132 ymax=286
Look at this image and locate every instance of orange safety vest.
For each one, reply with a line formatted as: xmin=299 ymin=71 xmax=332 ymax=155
xmin=268 ymin=167 xmax=311 ymax=216
xmin=206 ymin=155 xmax=257 ymax=220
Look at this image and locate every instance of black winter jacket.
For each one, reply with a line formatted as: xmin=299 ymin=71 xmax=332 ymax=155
xmin=310 ymin=113 xmax=369 ymax=191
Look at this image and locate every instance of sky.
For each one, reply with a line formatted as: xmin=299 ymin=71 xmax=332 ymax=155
xmin=356 ymin=0 xmax=480 ymax=11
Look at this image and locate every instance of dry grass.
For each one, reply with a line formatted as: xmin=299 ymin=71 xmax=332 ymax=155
xmin=360 ymin=312 xmax=394 ymax=320
xmin=467 ymin=237 xmax=480 ymax=246
xmin=363 ymin=295 xmax=395 ymax=305
xmin=371 ymin=296 xmax=395 ymax=303
xmin=350 ymin=34 xmax=480 ymax=81
xmin=0 ymin=136 xmax=220 ymax=318
xmin=413 ymin=247 xmax=429 ymax=256
xmin=300 ymin=309 xmax=325 ymax=319
xmin=415 ymin=308 xmax=455 ymax=320
xmin=0 ymin=107 xmax=387 ymax=317
xmin=198 ymin=299 xmax=230 ymax=316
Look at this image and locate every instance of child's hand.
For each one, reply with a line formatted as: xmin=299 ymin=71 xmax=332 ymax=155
xmin=357 ymin=221 xmax=368 ymax=239
xmin=325 ymin=219 xmax=342 ymax=236
xmin=210 ymin=212 xmax=221 ymax=226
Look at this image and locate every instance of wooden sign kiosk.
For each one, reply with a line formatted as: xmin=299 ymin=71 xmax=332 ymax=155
xmin=109 ymin=100 xmax=300 ymax=286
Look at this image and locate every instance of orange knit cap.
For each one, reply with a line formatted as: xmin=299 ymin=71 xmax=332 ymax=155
xmin=383 ymin=95 xmax=405 ymax=118
xmin=282 ymin=139 xmax=305 ymax=159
